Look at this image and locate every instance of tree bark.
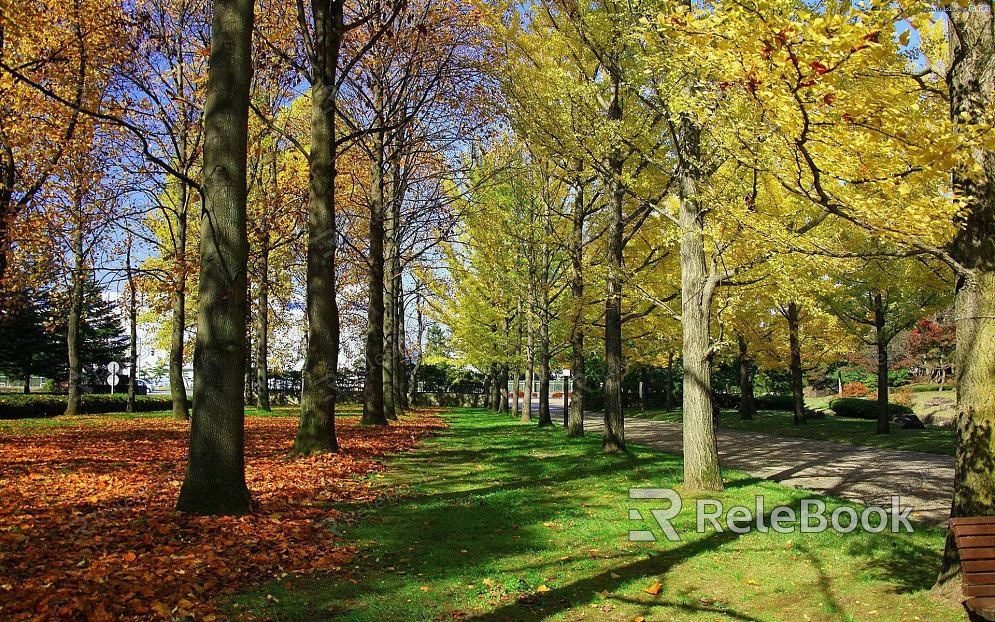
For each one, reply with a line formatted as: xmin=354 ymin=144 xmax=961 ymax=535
xmin=407 ymin=289 xmax=423 ymax=407
xmin=176 ymin=0 xmax=254 ymax=516
xmin=126 ymin=239 xmax=138 ymax=413
xmin=665 ymin=351 xmax=675 ymax=412
xmin=787 ymin=301 xmax=806 ymax=426
xmin=363 ymin=125 xmax=388 ymax=426
xmin=22 ymin=374 xmax=30 ymax=394
xmin=537 ymin=306 xmax=552 ymax=426
xmin=678 ymin=116 xmax=721 ymax=491
xmin=602 ymin=74 xmax=625 ymax=453
xmin=65 ymin=195 xmax=85 ymax=418
xmin=255 ymin=240 xmax=270 ymax=411
xmin=567 ymin=167 xmax=586 ymax=436
xmin=874 ymin=293 xmax=890 ymax=434
xmin=522 ymin=314 xmax=534 ymax=423
xmin=938 ymin=6 xmax=995 ymax=585
xmin=169 ymin=186 xmax=191 ymax=420
xmin=382 ymin=157 xmax=397 ymax=421
xmin=737 ymin=333 xmax=755 ymax=421
xmin=294 ymin=0 xmax=345 ymax=453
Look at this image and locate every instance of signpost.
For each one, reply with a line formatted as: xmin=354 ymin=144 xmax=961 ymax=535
xmin=106 ymin=362 xmax=120 ymax=395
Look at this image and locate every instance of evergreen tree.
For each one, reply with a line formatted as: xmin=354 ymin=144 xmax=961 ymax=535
xmin=0 ymin=290 xmax=64 ymax=391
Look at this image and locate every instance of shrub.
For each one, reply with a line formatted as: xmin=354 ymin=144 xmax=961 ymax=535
xmin=841 ymin=382 xmax=872 ymax=398
xmin=892 ymin=389 xmax=914 ymax=407
xmin=754 ymin=394 xmax=796 ymax=410
xmin=829 ymin=397 xmax=913 ymax=420
xmin=0 ymin=395 xmax=176 ymax=420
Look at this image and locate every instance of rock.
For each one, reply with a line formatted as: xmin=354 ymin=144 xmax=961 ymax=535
xmin=893 ymin=414 xmax=925 ymax=430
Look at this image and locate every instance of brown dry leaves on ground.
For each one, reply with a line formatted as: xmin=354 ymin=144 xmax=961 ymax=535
xmin=0 ymin=411 xmax=445 ymax=621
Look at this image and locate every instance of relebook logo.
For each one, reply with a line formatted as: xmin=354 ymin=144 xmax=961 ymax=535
xmin=627 ymin=488 xmax=915 ymax=543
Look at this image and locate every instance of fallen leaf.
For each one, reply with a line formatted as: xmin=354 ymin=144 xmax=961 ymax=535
xmin=642 ymin=581 xmax=662 ymax=596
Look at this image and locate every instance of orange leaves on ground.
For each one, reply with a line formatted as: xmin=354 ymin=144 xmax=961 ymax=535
xmin=0 ymin=412 xmax=445 ymax=621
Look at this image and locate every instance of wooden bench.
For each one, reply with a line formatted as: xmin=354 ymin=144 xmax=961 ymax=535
xmin=950 ymin=517 xmax=995 ymax=620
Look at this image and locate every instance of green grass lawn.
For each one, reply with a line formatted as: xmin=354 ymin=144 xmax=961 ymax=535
xmin=632 ymin=408 xmax=957 ymax=456
xmin=232 ymin=408 xmax=961 ymax=621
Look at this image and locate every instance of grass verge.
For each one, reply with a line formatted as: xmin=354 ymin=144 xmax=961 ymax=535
xmin=233 ymin=408 xmax=961 ymax=622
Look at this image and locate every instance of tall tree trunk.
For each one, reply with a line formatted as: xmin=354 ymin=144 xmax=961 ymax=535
xmin=126 ymin=239 xmax=138 ymax=413
xmin=382 ymin=171 xmax=397 ymax=421
xmin=787 ymin=301 xmax=806 ymax=426
xmin=255 ymin=241 xmax=270 ymax=411
xmin=65 ymin=196 xmax=85 ymax=418
xmin=665 ymin=351 xmax=675 ymax=412
xmin=393 ymin=272 xmax=405 ymax=412
xmin=874 ymin=293 xmax=890 ymax=434
xmin=678 ymin=116 xmax=721 ymax=491
xmin=406 ymin=289 xmax=423 ymax=407
xmin=568 ymin=171 xmax=586 ymax=436
xmin=498 ymin=315 xmax=510 ymax=415
xmin=537 ymin=302 xmax=552 ymax=426
xmin=363 ymin=126 xmax=387 ymax=426
xmin=293 ymin=0 xmax=344 ymax=455
xmin=737 ymin=333 xmax=755 ymax=421
xmin=176 ymin=0 xmax=254 ymax=516
xmin=512 ymin=366 xmax=521 ymax=418
xmin=938 ymin=6 xmax=995 ymax=585
xmin=22 ymin=373 xmax=29 ymax=394
xmin=512 ymin=302 xmax=522 ymax=419
xmin=169 ymin=187 xmax=190 ymax=420
xmin=638 ymin=372 xmax=646 ymax=413
xmin=602 ymin=74 xmax=625 ymax=453
xmin=522 ymin=310 xmax=534 ymax=423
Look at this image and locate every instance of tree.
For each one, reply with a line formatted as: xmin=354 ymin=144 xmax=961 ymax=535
xmin=0 ymin=289 xmax=63 ymax=392
xmin=175 ymin=0 xmax=254 ymax=516
xmin=823 ymin=256 xmax=949 ymax=433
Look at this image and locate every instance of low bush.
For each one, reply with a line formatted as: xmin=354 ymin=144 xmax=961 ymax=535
xmin=828 ymin=397 xmax=913 ymax=420
xmin=755 ymin=394 xmax=796 ymax=410
xmin=892 ymin=389 xmax=915 ymax=407
xmin=841 ymin=381 xmax=872 ymax=398
xmin=0 ymin=394 xmax=176 ymax=419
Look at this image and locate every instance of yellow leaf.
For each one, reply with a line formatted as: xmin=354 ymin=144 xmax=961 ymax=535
xmin=536 ymin=584 xmax=552 ymax=593
xmin=642 ymin=581 xmax=662 ymax=595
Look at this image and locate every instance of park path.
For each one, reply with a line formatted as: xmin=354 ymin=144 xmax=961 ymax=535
xmin=544 ymin=405 xmax=954 ymax=525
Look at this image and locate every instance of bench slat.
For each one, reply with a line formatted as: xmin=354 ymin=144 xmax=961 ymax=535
xmin=967 ymin=596 xmax=995 ymax=619
xmin=953 ymin=523 xmax=995 ymax=537
xmin=965 ymin=560 xmax=995 ymax=573
xmin=956 ymin=535 xmax=995 ymax=549
xmin=960 ymin=548 xmax=995 ymax=561
xmin=964 ymin=572 xmax=995 ymax=586
xmin=964 ymin=584 xmax=995 ymax=597
xmin=951 ymin=517 xmax=995 ymax=527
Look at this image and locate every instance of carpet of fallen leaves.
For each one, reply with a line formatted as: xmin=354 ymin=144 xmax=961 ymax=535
xmin=0 ymin=411 xmax=445 ymax=621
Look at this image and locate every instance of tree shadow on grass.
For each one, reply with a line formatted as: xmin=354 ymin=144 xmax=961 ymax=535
xmin=238 ymin=411 xmax=955 ymax=622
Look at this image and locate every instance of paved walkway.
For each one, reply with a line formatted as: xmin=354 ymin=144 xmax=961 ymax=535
xmin=560 ymin=408 xmax=954 ymax=525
